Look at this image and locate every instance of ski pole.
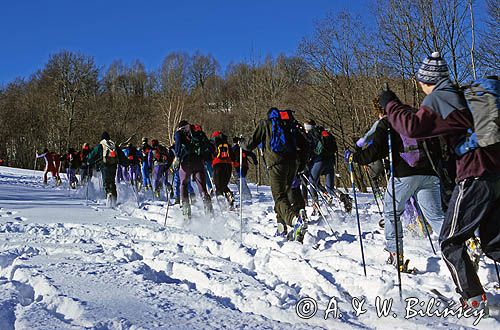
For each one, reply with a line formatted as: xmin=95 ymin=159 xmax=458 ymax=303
xmin=301 ymin=173 xmax=336 ymax=218
xmin=348 ymin=157 xmax=367 ymax=277
xmin=301 ymin=174 xmax=334 ymax=235
xmin=205 ymin=165 xmax=224 ymax=216
xmin=388 ymin=126 xmax=403 ymax=299
xmin=300 ymin=173 xmax=335 ymax=234
xmin=412 ymin=195 xmax=437 ymax=255
xmin=239 ymin=136 xmax=244 ymax=244
xmin=163 ymin=169 xmax=176 ymax=226
xmin=33 ymin=148 xmax=37 ymax=178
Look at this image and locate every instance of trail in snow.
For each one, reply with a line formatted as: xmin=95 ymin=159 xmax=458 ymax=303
xmin=0 ymin=166 xmax=499 ymax=329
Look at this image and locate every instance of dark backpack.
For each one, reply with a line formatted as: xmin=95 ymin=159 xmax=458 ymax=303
xmin=188 ymin=128 xmax=212 ymax=158
xmin=154 ymin=145 xmax=170 ymax=163
xmin=311 ymin=127 xmax=337 ymax=156
xmin=268 ymin=108 xmax=298 ymax=154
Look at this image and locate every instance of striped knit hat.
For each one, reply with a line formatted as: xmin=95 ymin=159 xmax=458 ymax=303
xmin=416 ymin=51 xmax=449 ymax=84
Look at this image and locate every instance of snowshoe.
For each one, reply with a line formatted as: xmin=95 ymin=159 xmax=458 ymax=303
xmin=339 ymin=193 xmax=353 ymax=213
xmin=182 ymin=203 xmax=191 ymax=221
xmin=203 ymin=198 xmax=214 ymax=216
xmin=386 ymin=251 xmax=416 ymax=273
xmin=106 ymin=193 xmax=117 ymax=208
xmin=466 ymin=237 xmax=482 ymax=272
xmin=287 ymin=215 xmax=307 ymax=243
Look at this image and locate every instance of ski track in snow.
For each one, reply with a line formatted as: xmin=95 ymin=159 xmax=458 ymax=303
xmin=0 ymin=166 xmax=499 ymax=329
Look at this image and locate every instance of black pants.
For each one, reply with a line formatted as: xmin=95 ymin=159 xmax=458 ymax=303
xmin=102 ymin=165 xmax=117 ymax=197
xmin=213 ymin=163 xmax=232 ymax=196
xmin=439 ymin=175 xmax=500 ymax=299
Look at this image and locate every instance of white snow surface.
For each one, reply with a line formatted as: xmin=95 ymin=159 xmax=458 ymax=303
xmin=0 ymin=166 xmax=499 ymax=329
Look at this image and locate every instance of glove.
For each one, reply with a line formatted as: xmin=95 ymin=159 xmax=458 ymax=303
xmin=355 ymin=137 xmax=366 ymax=148
xmin=455 ymin=129 xmax=479 ymax=156
xmin=344 ymin=149 xmax=353 ymax=163
xmin=378 ymin=90 xmax=399 ymax=110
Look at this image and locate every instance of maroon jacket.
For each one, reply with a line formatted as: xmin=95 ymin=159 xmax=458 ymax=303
xmin=385 ymin=79 xmax=500 ymax=182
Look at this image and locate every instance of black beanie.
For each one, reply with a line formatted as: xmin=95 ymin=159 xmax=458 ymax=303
xmin=177 ymin=120 xmax=189 ymax=128
xmin=101 ymin=131 xmax=110 ymax=140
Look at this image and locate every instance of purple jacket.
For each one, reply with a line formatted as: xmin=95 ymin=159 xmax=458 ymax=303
xmin=386 ymin=78 xmax=500 ymax=182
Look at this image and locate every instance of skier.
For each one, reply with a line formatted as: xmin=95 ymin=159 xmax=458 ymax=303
xmin=140 ymin=137 xmax=153 ymax=191
xmin=80 ymin=143 xmax=93 ymax=184
xmin=61 ymin=147 xmax=81 ymax=188
xmin=344 ymin=98 xmax=445 ymax=272
xmin=151 ymin=139 xmax=174 ymax=199
xmin=232 ymin=137 xmax=258 ymax=199
xmin=123 ymin=143 xmax=141 ymax=187
xmin=380 ymin=52 xmax=500 ymax=312
xmin=87 ymin=131 xmax=127 ymax=207
xmin=211 ymin=131 xmax=235 ymax=209
xmin=174 ymin=120 xmax=213 ymax=219
xmin=36 ymin=148 xmax=61 ymax=185
xmin=304 ymin=119 xmax=338 ymax=209
xmin=243 ymin=107 xmax=309 ymax=241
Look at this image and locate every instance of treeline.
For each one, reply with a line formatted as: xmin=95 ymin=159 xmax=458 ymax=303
xmin=1 ymin=0 xmax=497 ymax=187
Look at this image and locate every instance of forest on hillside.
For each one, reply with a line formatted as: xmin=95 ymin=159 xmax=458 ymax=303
xmin=1 ymin=0 xmax=498 ymax=187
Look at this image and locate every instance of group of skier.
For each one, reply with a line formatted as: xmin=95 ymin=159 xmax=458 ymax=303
xmin=345 ymin=52 xmax=500 ymax=315
xmin=33 ymin=50 xmax=499 ymax=316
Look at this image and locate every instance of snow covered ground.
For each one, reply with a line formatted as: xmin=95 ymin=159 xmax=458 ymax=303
xmin=0 ymin=166 xmax=499 ymax=330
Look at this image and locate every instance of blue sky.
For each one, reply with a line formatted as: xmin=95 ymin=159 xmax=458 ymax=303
xmin=0 ymin=0 xmax=372 ymax=84
xmin=0 ymin=0 xmax=487 ymax=85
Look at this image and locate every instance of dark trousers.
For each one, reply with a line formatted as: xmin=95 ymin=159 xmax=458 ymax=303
xmin=179 ymin=157 xmax=209 ymax=202
xmin=102 ymin=165 xmax=118 ymax=197
xmin=213 ymin=163 xmax=232 ymax=196
xmin=439 ymin=175 xmax=500 ymax=299
xmin=269 ymin=160 xmax=298 ymax=227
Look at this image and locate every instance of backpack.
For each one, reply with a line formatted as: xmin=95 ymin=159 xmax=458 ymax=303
xmin=456 ymin=77 xmax=500 ymax=156
xmin=154 ymin=145 xmax=170 ymax=163
xmin=188 ymin=127 xmax=212 ymax=158
xmin=216 ymin=143 xmax=231 ymax=159
xmin=268 ymin=108 xmax=298 ymax=154
xmin=312 ymin=127 xmax=337 ymax=156
xmin=101 ymin=140 xmax=118 ymax=165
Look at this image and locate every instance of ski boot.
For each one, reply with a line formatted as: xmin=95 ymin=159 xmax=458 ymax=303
xmin=274 ymin=222 xmax=288 ymax=239
xmin=323 ymin=192 xmax=334 ymax=205
xmin=225 ymin=191 xmax=235 ymax=210
xmin=461 ymin=294 xmax=489 ymax=317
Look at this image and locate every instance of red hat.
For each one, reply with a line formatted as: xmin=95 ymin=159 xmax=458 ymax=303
xmin=211 ymin=131 xmax=222 ymax=138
